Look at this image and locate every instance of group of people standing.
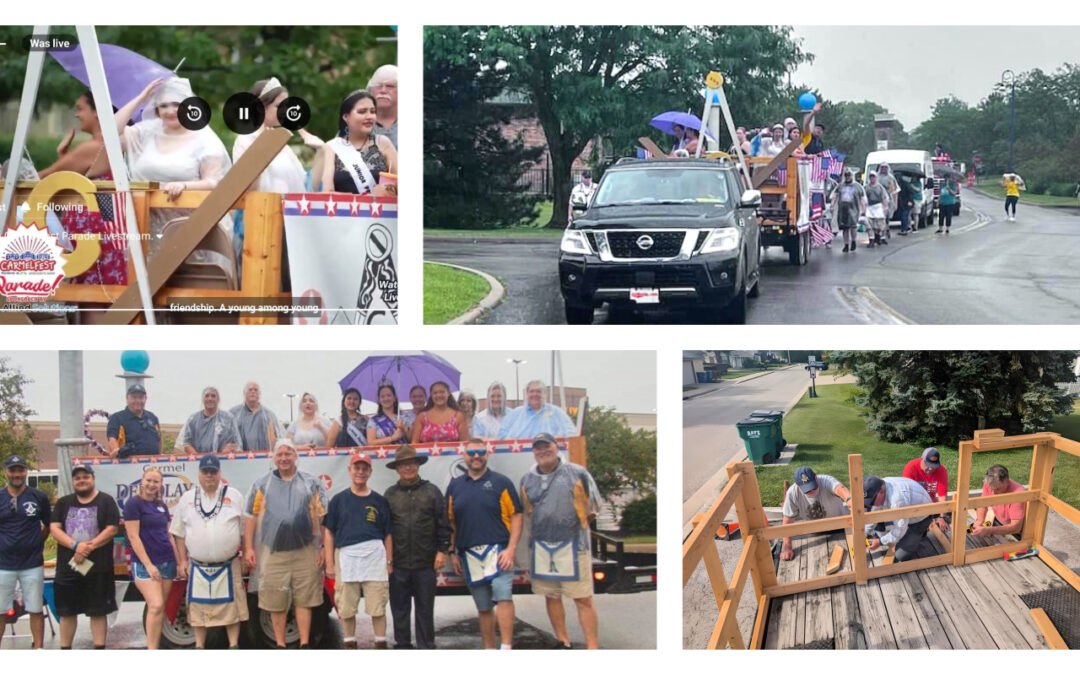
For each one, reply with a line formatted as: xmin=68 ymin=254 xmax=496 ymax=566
xmin=779 ymin=447 xmax=1027 ymax=563
xmin=0 ymin=429 xmax=603 ymax=650
xmin=104 ymin=377 xmax=576 ymax=460
xmin=33 ymin=66 xmax=398 ymax=285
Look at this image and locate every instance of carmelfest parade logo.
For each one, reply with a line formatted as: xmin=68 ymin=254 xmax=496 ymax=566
xmin=0 ymin=222 xmax=67 ymax=303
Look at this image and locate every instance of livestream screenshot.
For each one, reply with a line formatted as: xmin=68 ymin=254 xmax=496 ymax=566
xmin=0 ymin=26 xmax=398 ymax=325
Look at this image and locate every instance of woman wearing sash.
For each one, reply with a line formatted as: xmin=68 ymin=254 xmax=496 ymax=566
xmin=410 ymin=381 xmax=469 ymax=444
xmin=286 ymin=392 xmax=332 ymax=448
xmin=367 ymin=383 xmax=409 ymax=445
xmin=328 ymin=388 xmax=369 ymax=448
xmin=320 ymin=89 xmax=398 ymax=196
xmin=123 ymin=467 xmax=179 ymax=650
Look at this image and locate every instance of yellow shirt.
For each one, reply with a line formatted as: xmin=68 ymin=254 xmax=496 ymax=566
xmin=1004 ymin=179 xmax=1020 ymax=197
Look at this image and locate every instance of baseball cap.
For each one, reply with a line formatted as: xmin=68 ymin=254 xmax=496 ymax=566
xmin=793 ymin=466 xmax=818 ymax=493
xmin=198 ymin=454 xmax=221 ymax=472
xmin=532 ymin=432 xmax=557 ymax=449
xmin=582 ymin=170 xmax=592 ymax=179
xmin=922 ymin=447 xmax=941 ymax=470
xmin=127 ymin=383 xmax=147 ymax=395
xmin=350 ymin=452 xmax=373 ymax=467
xmin=863 ymin=476 xmax=884 ymax=509
xmin=71 ymin=463 xmax=95 ymax=476
xmin=4 ymin=455 xmax=28 ymax=469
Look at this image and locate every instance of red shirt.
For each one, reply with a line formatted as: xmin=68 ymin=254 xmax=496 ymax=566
xmin=902 ymin=458 xmax=948 ymax=501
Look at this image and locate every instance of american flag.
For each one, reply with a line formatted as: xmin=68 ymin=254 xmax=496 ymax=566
xmin=97 ymin=191 xmax=128 ymax=252
xmin=809 ymin=189 xmax=826 ymax=221
xmin=811 ymin=151 xmax=834 ymax=183
xmin=774 ymin=166 xmax=787 ymax=186
xmin=810 ymin=220 xmax=833 ymax=248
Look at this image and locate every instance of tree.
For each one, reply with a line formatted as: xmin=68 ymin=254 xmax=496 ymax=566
xmin=583 ymin=406 xmax=656 ymax=504
xmin=811 ymin=99 xmax=911 ymax=170
xmin=427 ymin=26 xmax=809 ymax=228
xmin=828 ymin=351 xmax=1078 ymax=445
xmin=0 ymin=357 xmax=37 ymax=471
xmin=423 ymin=29 xmax=544 ymax=229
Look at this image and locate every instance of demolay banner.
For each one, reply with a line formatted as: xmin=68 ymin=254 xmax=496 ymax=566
xmin=283 ymin=193 xmax=398 ymax=325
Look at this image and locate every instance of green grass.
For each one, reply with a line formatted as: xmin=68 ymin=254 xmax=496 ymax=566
xmin=972 ymin=180 xmax=1079 ymax=206
xmin=754 ymin=383 xmax=1080 ymax=510
xmin=719 ymin=368 xmax=769 ymax=380
xmin=683 ymin=386 xmax=698 ymax=392
xmin=423 ymin=262 xmax=491 ymax=324
xmin=425 ymin=200 xmax=562 ymax=238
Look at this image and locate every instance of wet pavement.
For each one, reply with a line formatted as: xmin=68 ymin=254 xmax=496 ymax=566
xmin=426 ymin=193 xmax=1080 ymax=325
xmin=1 ymin=591 xmax=655 ymax=650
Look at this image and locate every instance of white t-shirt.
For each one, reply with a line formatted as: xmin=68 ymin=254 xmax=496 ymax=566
xmin=169 ymin=485 xmax=246 ymax=563
xmin=782 ymin=474 xmax=849 ymax=521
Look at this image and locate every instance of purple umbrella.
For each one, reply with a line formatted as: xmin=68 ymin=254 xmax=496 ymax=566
xmin=49 ymin=44 xmax=174 ymax=122
xmin=650 ymin=111 xmax=715 ymax=140
xmin=339 ymin=351 xmax=462 ymax=404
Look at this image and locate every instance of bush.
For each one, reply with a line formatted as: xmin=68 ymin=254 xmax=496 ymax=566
xmin=619 ymin=493 xmax=656 ymax=535
xmin=0 ymin=134 xmax=62 ymax=172
xmin=1047 ymin=182 xmax=1076 ymax=198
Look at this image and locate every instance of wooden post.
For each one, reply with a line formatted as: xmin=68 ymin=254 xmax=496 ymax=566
xmin=567 ymin=436 xmax=587 ymax=467
xmin=1024 ymin=440 xmax=1057 ymax=546
xmin=847 ymin=454 xmax=868 ymax=584
xmin=727 ymin=462 xmax=778 ymax=598
xmin=952 ymin=441 xmax=973 ymax=566
xmin=239 ymin=192 xmax=284 ymax=326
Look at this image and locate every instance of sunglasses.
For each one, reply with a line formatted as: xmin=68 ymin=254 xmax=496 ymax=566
xmin=465 ymin=449 xmax=487 ymax=457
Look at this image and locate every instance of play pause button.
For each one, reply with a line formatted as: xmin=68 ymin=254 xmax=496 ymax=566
xmin=223 ymin=92 xmax=264 ymax=134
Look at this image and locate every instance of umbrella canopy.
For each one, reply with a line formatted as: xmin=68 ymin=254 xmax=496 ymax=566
xmin=49 ymin=44 xmax=174 ymax=123
xmin=649 ymin=111 xmax=715 ymax=140
xmin=339 ymin=351 xmax=462 ymax=404
xmin=934 ymin=166 xmax=965 ymax=181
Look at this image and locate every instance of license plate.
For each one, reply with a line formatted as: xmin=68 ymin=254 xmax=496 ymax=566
xmin=636 ymin=575 xmax=654 ymax=583
xmin=629 ymin=288 xmax=659 ymax=304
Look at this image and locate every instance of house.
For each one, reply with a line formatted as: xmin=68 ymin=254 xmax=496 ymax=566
xmin=683 ymin=350 xmax=709 ymax=386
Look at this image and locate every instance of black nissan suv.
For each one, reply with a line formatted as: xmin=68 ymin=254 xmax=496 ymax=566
xmin=558 ymin=157 xmax=762 ymax=324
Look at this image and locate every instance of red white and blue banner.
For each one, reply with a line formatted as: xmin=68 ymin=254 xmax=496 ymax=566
xmin=283 ymin=193 xmax=398 ymax=325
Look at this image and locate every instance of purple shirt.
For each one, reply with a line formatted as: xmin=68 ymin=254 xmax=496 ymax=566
xmin=123 ymin=496 xmax=175 ymax=565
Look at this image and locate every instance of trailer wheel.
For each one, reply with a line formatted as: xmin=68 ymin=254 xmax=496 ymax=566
xmin=788 ymin=233 xmax=807 ymax=265
xmin=148 ymin=602 xmax=200 ymax=649
xmin=245 ymin=590 xmax=338 ymax=649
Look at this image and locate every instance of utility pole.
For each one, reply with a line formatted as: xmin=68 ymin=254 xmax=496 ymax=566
xmin=56 ymin=351 xmax=90 ymax=497
xmin=508 ymin=358 xmax=526 ymax=406
xmin=1002 ymin=69 xmax=1017 ymax=172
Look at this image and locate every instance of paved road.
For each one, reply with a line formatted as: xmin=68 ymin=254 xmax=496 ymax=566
xmin=683 ymin=367 xmax=811 ymax=501
xmin=2 ymin=591 xmax=655 ymax=650
xmin=428 ymin=193 xmax=1080 ymax=324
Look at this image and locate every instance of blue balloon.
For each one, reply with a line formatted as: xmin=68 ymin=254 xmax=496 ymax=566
xmin=120 ymin=350 xmax=150 ymax=374
xmin=798 ymin=92 xmax=817 ymax=112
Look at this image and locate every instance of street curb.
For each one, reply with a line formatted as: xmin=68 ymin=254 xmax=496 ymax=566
xmin=968 ymin=187 xmax=1080 ymax=212
xmin=682 ymin=365 xmax=797 ymax=401
xmin=425 ymin=235 xmax=560 ymax=244
xmin=426 ymin=261 xmax=506 ymax=325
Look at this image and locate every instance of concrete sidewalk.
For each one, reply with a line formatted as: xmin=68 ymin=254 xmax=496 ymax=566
xmin=682 ymin=367 xmax=791 ymax=401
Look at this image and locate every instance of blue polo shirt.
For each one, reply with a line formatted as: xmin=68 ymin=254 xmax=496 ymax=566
xmin=0 ymin=487 xmax=52 ymax=570
xmin=107 ymin=407 xmax=162 ymax=457
xmin=446 ymin=469 xmax=522 ymax=552
xmin=325 ymin=489 xmax=392 ymax=549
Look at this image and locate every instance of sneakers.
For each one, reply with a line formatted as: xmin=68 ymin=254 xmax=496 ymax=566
xmin=556 ymin=642 xmax=574 ymax=649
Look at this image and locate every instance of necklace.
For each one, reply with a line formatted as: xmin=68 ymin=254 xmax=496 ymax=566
xmin=195 ymin=486 xmax=226 ymax=521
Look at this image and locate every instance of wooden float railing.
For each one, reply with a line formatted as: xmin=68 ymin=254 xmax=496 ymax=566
xmin=684 ymin=429 xmax=1080 ymax=649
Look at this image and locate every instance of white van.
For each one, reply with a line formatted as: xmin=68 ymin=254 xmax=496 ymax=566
xmin=864 ymin=150 xmax=936 ymax=229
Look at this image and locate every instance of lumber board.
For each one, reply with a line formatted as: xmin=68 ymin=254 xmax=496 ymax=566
xmin=755 ymin=515 xmax=849 ymax=540
xmin=826 ymin=545 xmax=844 ymax=575
xmin=828 ymin=531 xmax=867 ymax=649
xmin=1030 ymin=608 xmax=1068 ymax=649
xmin=1052 ymin=435 xmax=1080 ymax=458
xmin=764 ymin=530 xmax=802 ymax=648
xmin=1009 ymin=554 xmax=1068 ymax=591
xmin=766 ymin=571 xmax=856 ymax=597
xmin=952 ymin=442 xmax=973 ymax=566
xmin=749 ymin=594 xmax=769 ymax=649
xmin=792 ymin=533 xmax=808 ymax=646
xmin=943 ymin=562 xmax=1031 ymax=649
xmin=1044 ymin=493 xmax=1080 ymax=529
xmin=882 ymin=545 xmax=896 ymax=566
xmin=967 ymin=558 xmax=1048 ymax=649
xmin=928 ymin=522 xmax=951 ymax=553
xmin=1037 ymin=548 xmax=1080 ymax=594
xmin=683 ymin=471 xmax=744 ymax=585
xmin=865 ymin=533 xmax=928 ymax=649
xmin=850 ymin=538 xmax=898 ymax=649
xmin=917 ymin=564 xmax=997 ymax=649
xmin=899 ymin=568 xmax=956 ymax=649
xmin=727 ymin=463 xmax=778 ymax=591
xmin=802 ymin=534 xmax=834 ymax=646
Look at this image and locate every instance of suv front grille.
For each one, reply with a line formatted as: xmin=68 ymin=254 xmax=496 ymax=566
xmin=596 ymin=268 xmax=699 ymax=287
xmin=607 ymin=231 xmax=685 ymax=258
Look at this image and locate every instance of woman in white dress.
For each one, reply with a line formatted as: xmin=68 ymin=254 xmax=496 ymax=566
xmin=114 ymin=77 xmax=235 ymax=281
xmin=287 ymin=392 xmax=333 ymax=448
xmin=233 ymin=77 xmax=324 ymax=194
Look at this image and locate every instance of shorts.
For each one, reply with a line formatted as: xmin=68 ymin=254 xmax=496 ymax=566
xmin=466 ymin=567 xmax=514 ymax=612
xmin=54 ymin=572 xmax=118 ymax=617
xmin=530 ymin=551 xmax=594 ymax=600
xmin=335 ymin=580 xmax=389 ymax=619
xmin=186 ymin=559 xmax=249 ymax=628
xmin=0 ymin=566 xmax=45 ymax=613
xmin=131 ymin=559 xmax=177 ymax=581
xmin=257 ymin=545 xmax=323 ymax=612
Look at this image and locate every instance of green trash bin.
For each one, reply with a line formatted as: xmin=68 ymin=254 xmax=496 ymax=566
xmin=750 ymin=409 xmax=786 ymax=451
xmin=736 ymin=417 xmax=779 ymax=465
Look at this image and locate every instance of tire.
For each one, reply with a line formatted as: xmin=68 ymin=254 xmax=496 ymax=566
xmin=802 ymin=230 xmax=811 ymax=263
xmin=787 ymin=234 xmax=806 ymax=265
xmin=146 ymin=602 xmax=200 ymax=649
xmin=722 ymin=283 xmax=748 ymax=324
xmin=564 ymin=302 xmax=594 ymax=325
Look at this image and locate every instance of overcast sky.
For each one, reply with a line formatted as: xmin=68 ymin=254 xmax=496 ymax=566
xmin=790 ymin=26 xmax=1080 ymax=129
xmin=3 ymin=350 xmax=656 ymax=423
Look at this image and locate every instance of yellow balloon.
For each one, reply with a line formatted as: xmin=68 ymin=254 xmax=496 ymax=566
xmin=23 ymin=172 xmax=103 ymax=279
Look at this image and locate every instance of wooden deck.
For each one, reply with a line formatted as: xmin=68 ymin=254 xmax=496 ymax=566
xmin=763 ymin=513 xmax=1070 ymax=649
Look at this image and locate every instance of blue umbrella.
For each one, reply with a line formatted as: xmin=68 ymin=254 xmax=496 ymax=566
xmin=650 ymin=111 xmax=715 ymax=140
xmin=49 ymin=44 xmax=174 ymax=123
xmin=339 ymin=351 xmax=462 ymax=404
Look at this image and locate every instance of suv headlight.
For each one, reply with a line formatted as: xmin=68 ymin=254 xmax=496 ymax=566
xmin=699 ymin=228 xmax=740 ymax=254
xmin=560 ymin=229 xmax=592 ymax=255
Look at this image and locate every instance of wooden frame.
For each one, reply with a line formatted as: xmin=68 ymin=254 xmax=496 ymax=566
xmin=683 ymin=429 xmax=1080 ymax=649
